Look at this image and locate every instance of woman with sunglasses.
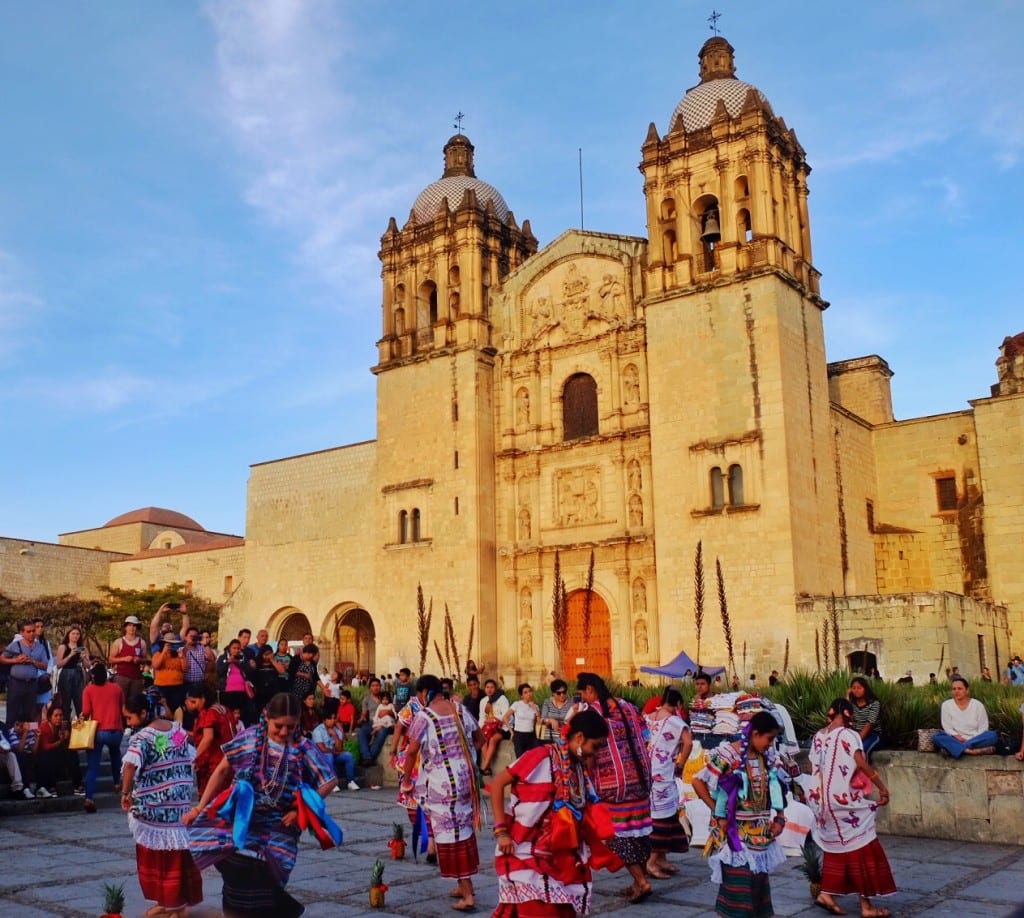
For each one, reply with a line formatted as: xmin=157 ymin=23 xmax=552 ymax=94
xmin=540 ymin=679 xmax=574 ymax=743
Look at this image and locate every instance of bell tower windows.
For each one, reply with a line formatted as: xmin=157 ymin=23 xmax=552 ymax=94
xmin=695 ymin=195 xmax=721 ymax=274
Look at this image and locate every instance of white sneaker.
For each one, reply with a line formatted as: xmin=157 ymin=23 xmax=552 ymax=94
xmin=21 ymin=787 xmax=35 ymax=799
xmin=35 ymin=787 xmax=54 ymax=798
xmin=332 ymin=785 xmax=344 ymax=794
xmin=347 ymin=780 xmax=360 ymax=791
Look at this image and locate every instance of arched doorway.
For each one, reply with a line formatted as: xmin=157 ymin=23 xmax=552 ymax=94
xmin=847 ymin=650 xmax=876 ymax=676
xmin=334 ymin=608 xmax=376 ymax=679
xmin=562 ymin=589 xmax=611 ymax=680
xmin=277 ymin=611 xmax=313 ymax=645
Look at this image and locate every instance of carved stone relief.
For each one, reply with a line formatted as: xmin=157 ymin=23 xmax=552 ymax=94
xmin=515 ymin=387 xmax=531 ymax=427
xmin=520 ymin=620 xmax=533 ymax=658
xmin=627 ymin=458 xmax=642 ymax=493
xmin=518 ymin=507 xmax=532 ymax=541
xmin=555 ymin=467 xmax=601 ymax=526
xmin=622 ymin=364 xmax=640 ymax=408
xmin=632 ymin=578 xmax=647 ymax=616
xmin=634 ymin=617 xmax=649 ymax=656
xmin=629 ymin=493 xmax=644 ymax=527
xmin=520 ymin=586 xmax=532 ymax=620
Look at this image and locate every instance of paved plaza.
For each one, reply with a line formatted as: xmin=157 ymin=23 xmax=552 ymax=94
xmin=1 ymin=790 xmax=1022 ymax=918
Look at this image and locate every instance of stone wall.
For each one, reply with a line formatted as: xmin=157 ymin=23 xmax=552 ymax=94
xmin=0 ymin=538 xmax=125 ymax=601
xmin=874 ymin=750 xmax=1024 ymax=846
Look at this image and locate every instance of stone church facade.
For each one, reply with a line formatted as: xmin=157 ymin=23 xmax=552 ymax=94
xmin=6 ymin=37 xmax=1022 ymax=684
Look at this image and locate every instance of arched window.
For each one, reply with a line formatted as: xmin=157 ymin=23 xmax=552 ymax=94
xmin=449 ymin=264 xmax=460 ymax=286
xmin=728 ymin=464 xmax=744 ymax=506
xmin=418 ymin=280 xmax=437 ymax=327
xmin=563 ymin=374 xmax=599 ymax=441
xmin=399 ymin=510 xmax=409 ymax=544
xmin=411 ymin=508 xmax=421 ymax=541
xmin=710 ymin=467 xmax=725 ymax=510
xmin=663 ymin=229 xmax=678 ymax=264
xmin=660 ymin=198 xmax=676 ymax=221
xmin=734 ymin=175 xmax=750 ymax=199
xmin=737 ymin=208 xmax=752 ymax=243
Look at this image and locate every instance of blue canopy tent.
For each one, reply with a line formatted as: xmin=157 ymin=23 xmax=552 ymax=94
xmin=640 ymin=650 xmax=725 ymax=679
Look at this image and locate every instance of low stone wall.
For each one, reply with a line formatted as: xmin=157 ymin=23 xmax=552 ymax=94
xmin=874 ymin=750 xmax=1024 ymax=845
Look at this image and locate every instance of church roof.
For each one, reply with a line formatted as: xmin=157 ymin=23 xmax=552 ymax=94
xmin=410 ymin=134 xmax=510 ymax=223
xmin=669 ymin=36 xmax=770 ymax=134
xmin=103 ymin=507 xmax=205 ymax=531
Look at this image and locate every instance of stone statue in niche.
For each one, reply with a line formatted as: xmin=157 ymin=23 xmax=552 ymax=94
xmin=629 ymin=493 xmax=644 ymax=527
xmin=627 ymin=459 xmax=642 ymax=493
xmin=529 ymin=296 xmax=553 ymax=335
xmin=520 ymin=621 xmax=533 ymax=658
xmin=632 ymin=578 xmax=647 ymax=616
xmin=518 ymin=507 xmax=531 ymax=541
xmin=598 ymin=273 xmax=626 ymax=318
xmin=520 ymin=587 xmax=532 ymax=620
xmin=516 ymin=387 xmax=531 ymax=426
xmin=394 ymin=307 xmax=405 ymax=337
xmin=622 ymin=364 xmax=640 ymax=408
xmin=634 ymin=617 xmax=649 ymax=656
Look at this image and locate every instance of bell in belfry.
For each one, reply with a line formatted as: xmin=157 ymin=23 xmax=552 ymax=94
xmin=700 ymin=208 xmax=721 ymax=242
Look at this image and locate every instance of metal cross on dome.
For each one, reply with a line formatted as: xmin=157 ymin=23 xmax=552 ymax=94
xmin=708 ymin=9 xmax=722 ymax=35
xmin=453 ymin=111 xmax=465 ymax=135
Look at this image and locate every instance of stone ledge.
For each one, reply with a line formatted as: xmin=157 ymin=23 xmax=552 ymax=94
xmin=873 ymin=750 xmax=1024 ymax=846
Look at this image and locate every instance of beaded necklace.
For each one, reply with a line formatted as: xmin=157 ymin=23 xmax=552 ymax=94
xmin=258 ymin=738 xmax=291 ymax=806
xmin=745 ymin=751 xmax=768 ymax=811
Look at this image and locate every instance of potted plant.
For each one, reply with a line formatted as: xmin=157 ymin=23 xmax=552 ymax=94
xmin=369 ymin=858 xmax=388 ymax=908
xmin=389 ymin=821 xmax=407 ymax=859
xmin=794 ymin=835 xmax=824 ymax=900
xmin=99 ymin=881 xmax=125 ymax=918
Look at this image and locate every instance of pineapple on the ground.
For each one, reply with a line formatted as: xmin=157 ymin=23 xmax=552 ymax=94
xmin=100 ymin=881 xmax=126 ymax=918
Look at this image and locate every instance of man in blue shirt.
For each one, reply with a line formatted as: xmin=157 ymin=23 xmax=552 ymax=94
xmin=1 ymin=620 xmax=50 ymax=723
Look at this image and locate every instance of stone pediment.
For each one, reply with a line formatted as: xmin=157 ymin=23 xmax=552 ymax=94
xmin=496 ymin=230 xmax=646 ymax=352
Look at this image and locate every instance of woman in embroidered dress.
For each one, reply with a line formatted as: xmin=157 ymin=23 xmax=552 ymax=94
xmin=644 ymin=686 xmax=692 ymax=879
xmin=490 ymin=708 xmax=610 ymax=917
xmin=575 ymin=671 xmax=653 ymax=904
xmin=807 ymin=699 xmax=895 ymax=917
xmin=692 ymin=711 xmax=788 ymax=918
xmin=391 ymin=679 xmax=437 ymax=861
xmin=400 ymin=675 xmax=484 ymax=912
xmin=185 ymin=682 xmax=236 ymax=795
xmin=121 ymin=692 xmax=202 ymax=918
xmin=183 ymin=691 xmax=339 ymax=917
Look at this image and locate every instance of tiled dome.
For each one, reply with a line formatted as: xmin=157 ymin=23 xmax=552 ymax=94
xmin=670 ymin=36 xmax=770 ymax=134
xmin=410 ymin=134 xmax=510 ymax=223
xmin=413 ymin=175 xmax=510 ymax=223
xmin=671 ymin=78 xmax=768 ymax=133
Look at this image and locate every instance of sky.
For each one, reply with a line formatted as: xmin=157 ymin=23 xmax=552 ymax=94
xmin=1 ymin=1 xmax=1021 ymax=545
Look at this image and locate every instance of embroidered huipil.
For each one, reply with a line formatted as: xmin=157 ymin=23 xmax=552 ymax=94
xmin=123 ymin=723 xmax=196 ymax=850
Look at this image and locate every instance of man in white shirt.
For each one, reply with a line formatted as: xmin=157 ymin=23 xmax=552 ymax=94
xmin=933 ymin=676 xmax=998 ymax=758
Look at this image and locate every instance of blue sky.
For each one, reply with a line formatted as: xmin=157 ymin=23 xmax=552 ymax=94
xmin=1 ymin=1 xmax=1021 ymax=544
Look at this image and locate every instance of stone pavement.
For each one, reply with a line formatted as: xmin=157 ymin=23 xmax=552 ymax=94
xmin=1 ymin=790 xmax=1022 ymax=918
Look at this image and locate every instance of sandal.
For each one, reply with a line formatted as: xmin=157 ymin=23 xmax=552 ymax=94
xmin=451 ymin=901 xmax=476 ymax=912
xmin=646 ymin=865 xmax=672 ymax=879
xmin=628 ymin=884 xmax=653 ymax=903
xmin=814 ymin=898 xmax=846 ymax=915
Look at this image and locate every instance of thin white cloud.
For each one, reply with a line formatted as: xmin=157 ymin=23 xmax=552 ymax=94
xmin=203 ymin=1 xmax=413 ymax=303
xmin=0 ymin=248 xmax=44 ymax=361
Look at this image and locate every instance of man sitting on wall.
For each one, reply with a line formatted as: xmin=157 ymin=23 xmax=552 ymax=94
xmin=932 ymin=675 xmax=998 ymax=758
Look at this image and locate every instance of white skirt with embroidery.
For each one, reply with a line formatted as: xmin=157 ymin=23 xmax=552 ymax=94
xmin=128 ymin=813 xmax=191 ymax=851
xmin=706 ymin=836 xmax=786 ymax=885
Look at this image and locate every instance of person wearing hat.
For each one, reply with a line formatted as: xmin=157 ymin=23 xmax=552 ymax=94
xmin=152 ymin=632 xmax=188 ymax=717
xmin=1003 ymin=656 xmax=1024 ymax=686
xmin=110 ymin=615 xmax=149 ymax=701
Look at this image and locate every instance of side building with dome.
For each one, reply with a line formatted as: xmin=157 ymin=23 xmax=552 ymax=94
xmin=5 ymin=37 xmax=1022 ymax=683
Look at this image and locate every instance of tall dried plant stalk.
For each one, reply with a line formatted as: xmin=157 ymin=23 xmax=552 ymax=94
xmin=583 ymin=550 xmax=595 ymax=639
xmin=552 ymin=551 xmax=568 ymax=664
xmin=821 ymin=619 xmax=830 ymax=671
xmin=434 ymin=639 xmax=446 ymax=674
xmin=444 ymin=604 xmax=461 ymax=678
xmin=829 ymin=592 xmax=841 ymax=669
xmin=416 ymin=584 xmax=432 ymax=674
xmin=783 ymin=637 xmax=790 ymax=675
xmin=815 ymin=630 xmax=821 ymax=673
xmin=716 ymin=558 xmax=736 ymax=677
xmin=742 ymin=640 xmax=748 ymax=677
xmin=694 ymin=541 xmax=705 ymax=670
xmin=464 ymin=616 xmax=475 ymax=675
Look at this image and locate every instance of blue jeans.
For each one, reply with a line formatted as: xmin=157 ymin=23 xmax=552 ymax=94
xmin=932 ymin=729 xmax=998 ymax=759
xmin=862 ymin=730 xmax=881 ymax=759
xmin=358 ymin=722 xmax=392 ymax=763
xmin=329 ymin=752 xmax=356 ymax=783
xmin=85 ymin=729 xmax=123 ymax=799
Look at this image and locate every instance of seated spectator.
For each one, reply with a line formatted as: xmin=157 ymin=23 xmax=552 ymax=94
xmin=0 ymin=719 xmax=33 ymax=798
xmin=848 ymin=676 xmax=882 ymax=758
xmin=478 ymin=678 xmax=510 ymax=775
xmin=36 ymin=705 xmax=83 ymax=796
xmin=299 ymin=691 xmax=322 ymax=738
xmin=358 ymin=677 xmax=391 ymax=765
xmin=312 ymin=706 xmax=359 ymax=791
xmin=933 ymin=676 xmax=998 ymax=758
xmin=12 ymin=719 xmax=44 ymax=796
xmin=337 ymin=690 xmax=357 ymax=734
xmin=372 ymin=691 xmax=397 ymax=739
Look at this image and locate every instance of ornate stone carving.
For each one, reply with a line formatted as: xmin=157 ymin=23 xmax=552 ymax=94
xmin=632 ymin=578 xmax=647 ymax=615
xmin=629 ymin=493 xmax=644 ymax=527
xmin=520 ymin=620 xmax=533 ymax=658
xmin=518 ymin=506 xmax=532 ymax=541
xmin=995 ymin=332 xmax=1024 ymax=396
xmin=520 ymin=586 xmax=532 ymax=620
xmin=556 ymin=467 xmax=601 ymax=526
xmin=515 ymin=387 xmax=531 ymax=426
xmin=627 ymin=458 xmax=643 ymax=493
xmin=634 ymin=616 xmax=649 ymax=656
xmin=598 ymin=273 xmax=627 ymax=318
xmin=622 ymin=364 xmax=640 ymax=408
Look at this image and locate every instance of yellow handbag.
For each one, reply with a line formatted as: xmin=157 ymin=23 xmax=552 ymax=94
xmin=69 ymin=718 xmax=98 ymax=751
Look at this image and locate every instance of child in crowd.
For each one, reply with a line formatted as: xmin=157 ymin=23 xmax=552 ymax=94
xmin=370 ymin=691 xmax=397 ymax=744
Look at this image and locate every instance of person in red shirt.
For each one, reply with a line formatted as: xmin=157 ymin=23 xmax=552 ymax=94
xmin=36 ymin=705 xmax=83 ymax=796
xmin=185 ymin=682 xmax=237 ymax=794
xmin=337 ymin=690 xmax=358 ymax=734
xmin=81 ymin=662 xmax=125 ymax=813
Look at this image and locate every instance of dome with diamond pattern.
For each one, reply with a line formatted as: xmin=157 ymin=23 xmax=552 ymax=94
xmin=411 ymin=134 xmax=510 ymax=223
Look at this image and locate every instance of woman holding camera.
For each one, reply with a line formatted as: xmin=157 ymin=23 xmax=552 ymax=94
xmin=55 ymin=625 xmax=90 ymax=720
xmin=217 ymin=638 xmax=253 ymax=723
